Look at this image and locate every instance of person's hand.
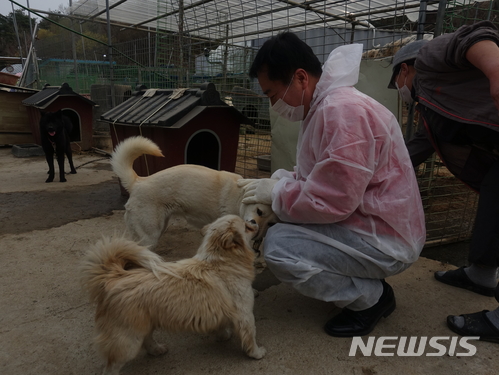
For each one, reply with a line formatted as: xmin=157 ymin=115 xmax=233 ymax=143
xmin=237 ymin=178 xmax=278 ymax=205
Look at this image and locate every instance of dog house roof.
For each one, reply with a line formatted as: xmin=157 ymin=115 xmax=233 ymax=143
xmin=0 ymin=82 xmax=39 ymax=93
xmin=22 ymin=82 xmax=96 ymax=109
xmin=99 ymin=82 xmax=250 ymax=128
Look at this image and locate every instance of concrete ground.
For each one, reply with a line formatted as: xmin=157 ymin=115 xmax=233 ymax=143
xmin=0 ymin=145 xmax=498 ymax=375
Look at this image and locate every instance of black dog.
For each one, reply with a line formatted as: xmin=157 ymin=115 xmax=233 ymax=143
xmin=39 ymin=111 xmax=77 ymax=183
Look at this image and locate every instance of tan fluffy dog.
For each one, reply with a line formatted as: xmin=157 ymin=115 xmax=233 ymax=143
xmin=111 ymin=136 xmax=277 ymax=250
xmin=81 ymin=215 xmax=266 ymax=375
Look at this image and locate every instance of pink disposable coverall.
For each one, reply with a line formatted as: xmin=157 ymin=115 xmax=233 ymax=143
xmin=264 ymin=44 xmax=426 ymax=310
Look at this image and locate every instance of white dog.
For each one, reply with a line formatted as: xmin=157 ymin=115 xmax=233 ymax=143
xmin=81 ymin=215 xmax=266 ymax=375
xmin=111 ymin=136 xmax=277 ymax=250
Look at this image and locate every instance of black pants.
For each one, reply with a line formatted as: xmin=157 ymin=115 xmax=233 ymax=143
xmin=418 ymin=105 xmax=499 ymax=267
xmin=469 ymin=159 xmax=499 ymax=267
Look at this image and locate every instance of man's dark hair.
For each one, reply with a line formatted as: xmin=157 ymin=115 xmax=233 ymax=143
xmin=249 ymin=32 xmax=322 ymax=84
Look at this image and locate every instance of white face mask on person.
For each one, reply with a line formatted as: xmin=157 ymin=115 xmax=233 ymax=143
xmin=271 ymin=78 xmax=305 ymax=122
xmin=395 ymin=73 xmax=413 ymax=104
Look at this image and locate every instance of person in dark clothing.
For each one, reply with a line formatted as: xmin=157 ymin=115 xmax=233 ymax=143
xmin=388 ymin=20 xmax=499 ymax=342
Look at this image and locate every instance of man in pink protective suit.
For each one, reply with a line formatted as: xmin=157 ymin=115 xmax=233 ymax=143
xmin=238 ymin=32 xmax=426 ymax=337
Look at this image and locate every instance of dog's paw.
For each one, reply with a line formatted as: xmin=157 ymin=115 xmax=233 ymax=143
xmin=248 ymin=346 xmax=266 ymax=359
xmin=70 ymin=170 xmax=77 ymax=174
xmin=45 ymin=178 xmax=54 ymax=183
xmin=146 ymin=343 xmax=168 ymax=356
xmin=60 ymin=178 xmax=67 ymax=182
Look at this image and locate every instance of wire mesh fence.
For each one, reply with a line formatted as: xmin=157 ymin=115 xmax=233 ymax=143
xmin=25 ymin=0 xmax=499 ymax=245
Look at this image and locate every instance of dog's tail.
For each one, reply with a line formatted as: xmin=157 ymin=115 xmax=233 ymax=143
xmin=81 ymin=237 xmax=180 ymax=304
xmin=110 ymin=136 xmax=164 ymax=192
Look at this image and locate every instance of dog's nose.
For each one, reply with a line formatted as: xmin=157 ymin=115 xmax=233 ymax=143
xmin=249 ymin=219 xmax=256 ymax=225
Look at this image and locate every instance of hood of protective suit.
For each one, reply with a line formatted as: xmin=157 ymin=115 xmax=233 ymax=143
xmin=313 ymin=44 xmax=363 ymax=105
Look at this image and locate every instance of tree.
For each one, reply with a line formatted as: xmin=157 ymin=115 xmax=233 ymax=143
xmin=0 ymin=10 xmax=37 ymax=57
xmin=38 ymin=11 xmax=65 ymax=31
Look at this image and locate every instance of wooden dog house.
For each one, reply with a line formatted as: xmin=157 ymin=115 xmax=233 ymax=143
xmin=22 ymin=83 xmax=97 ymax=150
xmin=101 ymin=82 xmax=250 ymax=177
xmin=0 ymin=83 xmax=39 ymax=145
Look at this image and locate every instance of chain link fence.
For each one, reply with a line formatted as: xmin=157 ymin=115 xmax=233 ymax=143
xmin=29 ymin=0 xmax=499 ymax=245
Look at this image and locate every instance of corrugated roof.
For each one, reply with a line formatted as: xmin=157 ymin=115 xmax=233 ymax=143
xmin=70 ymin=0 xmax=440 ymax=44
xmin=0 ymin=83 xmax=39 ymax=93
xmin=100 ymin=82 xmax=249 ymax=127
xmin=22 ymin=82 xmax=96 ymax=109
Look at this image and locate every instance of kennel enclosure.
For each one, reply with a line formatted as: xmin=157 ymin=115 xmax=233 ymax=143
xmin=11 ymin=0 xmax=499 ymax=245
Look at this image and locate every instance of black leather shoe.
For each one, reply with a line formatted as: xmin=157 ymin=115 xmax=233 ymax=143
xmin=324 ymin=280 xmax=396 ymax=337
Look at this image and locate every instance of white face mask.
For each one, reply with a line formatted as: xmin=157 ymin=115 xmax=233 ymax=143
xmin=271 ymin=78 xmax=305 ymax=122
xmin=395 ymin=73 xmax=413 ymax=104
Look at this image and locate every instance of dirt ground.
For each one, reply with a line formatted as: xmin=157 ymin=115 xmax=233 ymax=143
xmin=1 ymin=145 xmax=498 ymax=375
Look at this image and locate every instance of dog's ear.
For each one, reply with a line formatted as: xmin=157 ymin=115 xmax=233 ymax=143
xmin=220 ymin=226 xmax=247 ymax=249
xmin=228 ymin=227 xmax=245 ymax=249
xmin=219 ymin=229 xmax=235 ymax=249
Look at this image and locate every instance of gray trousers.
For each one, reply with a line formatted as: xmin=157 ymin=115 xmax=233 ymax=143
xmin=263 ymin=223 xmax=412 ymax=310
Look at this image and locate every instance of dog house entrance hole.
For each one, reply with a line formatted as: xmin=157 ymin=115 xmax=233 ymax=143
xmin=61 ymin=109 xmax=81 ymax=142
xmin=186 ymin=131 xmax=220 ymax=170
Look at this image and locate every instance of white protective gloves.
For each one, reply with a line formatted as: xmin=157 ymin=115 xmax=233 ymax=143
xmin=237 ymin=178 xmax=278 ymax=205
